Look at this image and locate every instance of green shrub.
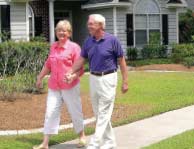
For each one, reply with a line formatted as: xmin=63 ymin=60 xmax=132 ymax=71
xmin=141 ymin=44 xmax=168 ymax=59
xmin=30 ymin=35 xmax=47 ymax=42
xmin=141 ymin=32 xmax=168 ymax=59
xmin=127 ymin=47 xmax=138 ymax=60
xmin=127 ymin=58 xmax=173 ymax=67
xmin=171 ymin=43 xmax=194 ymax=63
xmin=0 ymin=41 xmax=49 ymax=76
xmin=183 ymin=57 xmax=194 ymax=68
xmin=0 ymin=72 xmax=47 ymax=101
xmin=179 ymin=9 xmax=194 ymax=43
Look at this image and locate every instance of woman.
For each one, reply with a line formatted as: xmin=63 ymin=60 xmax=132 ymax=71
xmin=33 ymin=20 xmax=86 ymax=149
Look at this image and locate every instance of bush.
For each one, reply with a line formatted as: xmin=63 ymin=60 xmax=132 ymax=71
xmin=0 ymin=72 xmax=47 ymax=101
xmin=183 ymin=57 xmax=194 ymax=68
xmin=30 ymin=35 xmax=47 ymax=42
xmin=0 ymin=41 xmax=49 ymax=76
xmin=141 ymin=32 xmax=168 ymax=59
xmin=127 ymin=47 xmax=138 ymax=60
xmin=171 ymin=43 xmax=194 ymax=67
xmin=171 ymin=44 xmax=194 ymax=62
xmin=127 ymin=58 xmax=173 ymax=67
xmin=141 ymin=44 xmax=168 ymax=59
xmin=179 ymin=9 xmax=194 ymax=43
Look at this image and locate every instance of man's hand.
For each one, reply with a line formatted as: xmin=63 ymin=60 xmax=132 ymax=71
xmin=121 ymin=82 xmax=128 ymax=94
xmin=64 ymin=71 xmax=77 ymax=84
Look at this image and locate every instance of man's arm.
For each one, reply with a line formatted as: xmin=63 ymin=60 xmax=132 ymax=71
xmin=118 ymin=56 xmax=128 ymax=93
xmin=65 ymin=56 xmax=86 ymax=83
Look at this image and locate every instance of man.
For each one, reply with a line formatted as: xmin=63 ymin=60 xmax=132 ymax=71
xmin=66 ymin=14 xmax=128 ymax=149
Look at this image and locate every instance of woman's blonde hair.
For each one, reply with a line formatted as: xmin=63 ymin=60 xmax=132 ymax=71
xmin=55 ymin=20 xmax=72 ymax=37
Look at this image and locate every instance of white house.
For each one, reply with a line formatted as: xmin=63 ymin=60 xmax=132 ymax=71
xmin=0 ymin=0 xmax=191 ymax=50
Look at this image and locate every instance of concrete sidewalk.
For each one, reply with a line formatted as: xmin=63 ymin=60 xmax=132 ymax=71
xmin=50 ymin=105 xmax=194 ymax=149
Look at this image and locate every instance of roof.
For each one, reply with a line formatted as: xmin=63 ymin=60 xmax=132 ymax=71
xmin=167 ymin=0 xmax=182 ymax=4
xmin=185 ymin=0 xmax=194 ymax=9
xmin=85 ymin=0 xmax=113 ymax=5
xmin=166 ymin=0 xmax=187 ymax=8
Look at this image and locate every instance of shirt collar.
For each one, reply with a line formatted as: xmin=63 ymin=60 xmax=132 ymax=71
xmin=54 ymin=39 xmax=70 ymax=50
xmin=92 ymin=32 xmax=107 ymax=42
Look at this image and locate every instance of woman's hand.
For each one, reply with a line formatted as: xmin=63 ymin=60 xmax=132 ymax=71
xmin=64 ymin=73 xmax=77 ymax=84
xmin=36 ymin=77 xmax=43 ymax=89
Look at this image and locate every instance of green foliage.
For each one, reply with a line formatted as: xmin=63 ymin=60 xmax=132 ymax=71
xmin=141 ymin=32 xmax=168 ymax=59
xmin=149 ymin=32 xmax=160 ymax=45
xmin=30 ymin=35 xmax=47 ymax=42
xmin=0 ymin=31 xmax=10 ymax=42
xmin=171 ymin=43 xmax=194 ymax=67
xmin=183 ymin=57 xmax=194 ymax=68
xmin=0 ymin=72 xmax=47 ymax=101
xmin=179 ymin=9 xmax=194 ymax=43
xmin=127 ymin=47 xmax=138 ymax=60
xmin=0 ymin=41 xmax=49 ymax=100
xmin=127 ymin=58 xmax=173 ymax=67
xmin=142 ymin=44 xmax=168 ymax=59
xmin=0 ymin=41 xmax=49 ymax=76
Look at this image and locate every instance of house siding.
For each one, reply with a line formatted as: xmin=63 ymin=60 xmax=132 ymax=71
xmin=186 ymin=0 xmax=194 ymax=10
xmin=117 ymin=7 xmax=128 ymax=51
xmin=168 ymin=10 xmax=178 ymax=43
xmin=10 ymin=2 xmax=28 ymax=41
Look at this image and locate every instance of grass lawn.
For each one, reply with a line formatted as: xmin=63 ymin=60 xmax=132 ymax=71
xmin=127 ymin=58 xmax=173 ymax=67
xmin=143 ymin=129 xmax=194 ymax=149
xmin=1 ymin=71 xmax=194 ymax=149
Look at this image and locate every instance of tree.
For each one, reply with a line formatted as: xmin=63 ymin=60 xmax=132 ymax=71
xmin=179 ymin=9 xmax=194 ymax=43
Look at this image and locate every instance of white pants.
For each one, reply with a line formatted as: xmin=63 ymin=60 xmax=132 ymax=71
xmin=88 ymin=72 xmax=117 ymax=149
xmin=43 ymin=83 xmax=84 ymax=135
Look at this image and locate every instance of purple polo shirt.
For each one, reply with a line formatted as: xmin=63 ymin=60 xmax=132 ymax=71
xmin=81 ymin=32 xmax=124 ymax=72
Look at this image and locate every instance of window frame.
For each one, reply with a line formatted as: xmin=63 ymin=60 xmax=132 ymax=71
xmin=133 ymin=0 xmax=162 ymax=47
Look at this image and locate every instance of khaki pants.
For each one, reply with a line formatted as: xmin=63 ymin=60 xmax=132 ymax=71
xmin=88 ymin=72 xmax=117 ymax=149
xmin=43 ymin=83 xmax=84 ymax=135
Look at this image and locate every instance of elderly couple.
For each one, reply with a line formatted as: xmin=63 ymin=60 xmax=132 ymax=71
xmin=33 ymin=14 xmax=128 ymax=149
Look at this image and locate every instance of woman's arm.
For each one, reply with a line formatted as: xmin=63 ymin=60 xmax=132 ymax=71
xmin=36 ymin=66 xmax=50 ymax=88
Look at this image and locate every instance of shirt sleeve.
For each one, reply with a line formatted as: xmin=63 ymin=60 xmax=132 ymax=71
xmin=113 ymin=37 xmax=124 ymax=58
xmin=44 ymin=57 xmax=51 ymax=70
xmin=44 ymin=43 xmax=56 ymax=70
xmin=80 ymin=38 xmax=89 ymax=59
xmin=73 ymin=43 xmax=84 ymax=76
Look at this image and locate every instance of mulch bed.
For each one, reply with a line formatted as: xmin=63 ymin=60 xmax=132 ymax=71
xmin=0 ymin=64 xmax=193 ymax=130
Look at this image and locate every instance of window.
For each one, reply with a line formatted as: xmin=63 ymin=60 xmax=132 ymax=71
xmin=134 ymin=0 xmax=161 ymax=47
xmin=0 ymin=5 xmax=10 ymax=42
xmin=28 ymin=5 xmax=34 ymax=38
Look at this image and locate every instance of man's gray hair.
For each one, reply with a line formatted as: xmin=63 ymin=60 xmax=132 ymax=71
xmin=89 ymin=14 xmax=106 ymax=30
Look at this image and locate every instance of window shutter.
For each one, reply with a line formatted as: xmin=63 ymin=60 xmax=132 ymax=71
xmin=126 ymin=14 xmax=133 ymax=46
xmin=162 ymin=14 xmax=168 ymax=45
xmin=1 ymin=5 xmax=10 ymax=40
xmin=35 ymin=17 xmax=43 ymax=36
